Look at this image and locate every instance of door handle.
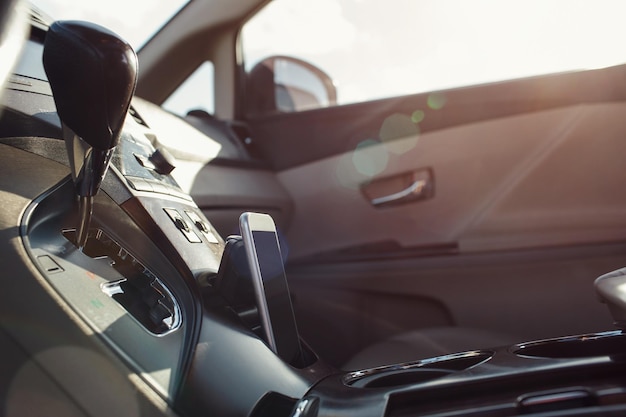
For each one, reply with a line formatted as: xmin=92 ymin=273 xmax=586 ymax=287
xmin=362 ymin=168 xmax=434 ymax=208
xmin=370 ymin=179 xmax=427 ymax=206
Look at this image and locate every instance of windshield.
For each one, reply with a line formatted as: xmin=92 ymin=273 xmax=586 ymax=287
xmin=29 ymin=0 xmax=189 ymax=50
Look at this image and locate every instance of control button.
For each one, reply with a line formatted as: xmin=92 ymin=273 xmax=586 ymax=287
xmin=133 ymin=153 xmax=156 ymax=170
xmin=186 ymin=211 xmax=208 ymax=233
xmin=185 ymin=210 xmax=220 ymax=243
xmin=163 ymin=208 xmax=201 ymax=243
xmin=174 ymin=217 xmax=190 ymax=232
xmin=195 ymin=219 xmax=209 ymax=233
xmin=126 ymin=176 xmax=153 ymax=192
xmin=149 ymin=147 xmax=176 ymax=175
xmin=128 ymin=175 xmax=192 ymax=201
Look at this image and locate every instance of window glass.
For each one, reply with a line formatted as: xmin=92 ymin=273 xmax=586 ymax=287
xmin=30 ymin=0 xmax=189 ymax=50
xmin=243 ymin=0 xmax=626 ymax=110
xmin=162 ymin=62 xmax=215 ymax=116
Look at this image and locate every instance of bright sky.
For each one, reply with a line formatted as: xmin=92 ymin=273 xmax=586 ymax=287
xmin=29 ymin=0 xmax=626 ymax=109
xmin=243 ymin=0 xmax=626 ymax=104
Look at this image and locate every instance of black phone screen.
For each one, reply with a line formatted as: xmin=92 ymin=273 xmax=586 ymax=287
xmin=252 ymin=230 xmax=302 ymax=365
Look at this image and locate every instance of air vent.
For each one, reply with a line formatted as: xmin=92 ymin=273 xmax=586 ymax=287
xmin=129 ymin=106 xmax=150 ymax=128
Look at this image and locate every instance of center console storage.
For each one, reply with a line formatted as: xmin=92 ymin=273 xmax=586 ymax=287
xmin=343 ymin=350 xmax=492 ymax=388
xmin=513 ymin=331 xmax=626 ymax=359
xmin=300 ymin=331 xmax=626 ymax=417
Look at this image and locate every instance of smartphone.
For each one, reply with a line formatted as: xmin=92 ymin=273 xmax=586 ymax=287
xmin=239 ymin=212 xmax=303 ymax=365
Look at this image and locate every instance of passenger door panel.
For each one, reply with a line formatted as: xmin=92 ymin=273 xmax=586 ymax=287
xmin=277 ymin=103 xmax=626 ymax=260
xmin=246 ymin=65 xmax=626 ymax=260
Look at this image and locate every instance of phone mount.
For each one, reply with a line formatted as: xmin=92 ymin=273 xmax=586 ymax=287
xmin=204 ymin=236 xmax=256 ymax=311
xmin=203 ymin=236 xmax=267 ymax=340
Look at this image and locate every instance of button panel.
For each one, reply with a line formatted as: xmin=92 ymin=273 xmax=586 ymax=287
xmin=164 ymin=208 xmax=202 ymax=243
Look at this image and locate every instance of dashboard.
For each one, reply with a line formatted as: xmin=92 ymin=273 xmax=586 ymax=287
xmin=2 ymin=15 xmax=626 ymax=417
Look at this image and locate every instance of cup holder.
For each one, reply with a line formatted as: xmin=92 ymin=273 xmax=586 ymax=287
xmin=349 ymin=368 xmax=451 ymax=389
xmin=513 ymin=331 xmax=626 ymax=359
xmin=343 ymin=350 xmax=493 ymax=389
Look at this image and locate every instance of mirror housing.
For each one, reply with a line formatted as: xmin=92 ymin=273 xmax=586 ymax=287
xmin=246 ymin=56 xmax=336 ymax=116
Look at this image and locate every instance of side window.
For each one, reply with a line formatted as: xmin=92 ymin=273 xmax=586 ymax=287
xmin=162 ymin=61 xmax=215 ymax=116
xmin=242 ymin=0 xmax=626 ymax=116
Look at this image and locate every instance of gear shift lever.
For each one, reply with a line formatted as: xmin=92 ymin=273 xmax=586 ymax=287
xmin=43 ymin=21 xmax=138 ymax=250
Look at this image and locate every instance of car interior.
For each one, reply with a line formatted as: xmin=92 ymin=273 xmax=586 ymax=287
xmin=2 ymin=1 xmax=626 ymax=416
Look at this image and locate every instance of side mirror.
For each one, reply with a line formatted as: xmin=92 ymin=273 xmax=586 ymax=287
xmin=246 ymin=56 xmax=336 ymax=116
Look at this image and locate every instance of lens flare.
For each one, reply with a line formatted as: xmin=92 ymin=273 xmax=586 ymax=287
xmin=411 ymin=110 xmax=425 ymax=124
xmin=334 ymin=151 xmax=363 ymax=190
xmin=352 ymin=139 xmax=389 ymax=177
xmin=334 ymin=139 xmax=390 ymax=189
xmin=427 ymin=93 xmax=447 ymax=110
xmin=380 ymin=113 xmax=419 ymax=155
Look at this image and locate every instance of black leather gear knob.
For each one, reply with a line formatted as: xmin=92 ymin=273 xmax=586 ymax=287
xmin=43 ymin=20 xmax=138 ymax=151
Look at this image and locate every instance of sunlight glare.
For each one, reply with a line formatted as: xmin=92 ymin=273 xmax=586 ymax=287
xmin=352 ymin=139 xmax=389 ymax=177
xmin=379 ymin=114 xmax=419 ymax=155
